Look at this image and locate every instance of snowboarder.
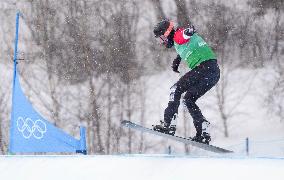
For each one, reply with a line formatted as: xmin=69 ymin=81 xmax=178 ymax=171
xmin=152 ymin=19 xmax=220 ymax=144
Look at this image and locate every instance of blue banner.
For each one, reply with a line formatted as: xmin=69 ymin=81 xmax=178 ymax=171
xmin=9 ymin=12 xmax=87 ymax=154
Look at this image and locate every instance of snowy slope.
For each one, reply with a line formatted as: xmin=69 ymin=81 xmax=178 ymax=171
xmin=0 ymin=155 xmax=283 ymax=180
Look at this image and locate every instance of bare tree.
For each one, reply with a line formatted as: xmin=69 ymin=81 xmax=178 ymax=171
xmin=0 ymin=89 xmax=9 ymax=154
xmin=203 ymin=3 xmax=253 ymax=137
xmin=24 ymin=0 xmax=64 ymax=126
xmin=248 ymin=0 xmax=283 ymax=60
xmin=138 ymin=79 xmax=147 ymax=153
xmin=249 ymin=0 xmax=284 ymax=123
xmin=174 ymin=0 xmax=191 ymax=26
xmin=98 ymin=0 xmax=141 ymax=153
xmin=150 ymin=0 xmax=166 ymax=20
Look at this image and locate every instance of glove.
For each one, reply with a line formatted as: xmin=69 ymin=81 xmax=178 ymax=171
xmin=172 ymin=55 xmax=181 ymax=73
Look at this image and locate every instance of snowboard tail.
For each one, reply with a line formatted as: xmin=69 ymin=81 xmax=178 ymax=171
xmin=121 ymin=120 xmax=233 ymax=154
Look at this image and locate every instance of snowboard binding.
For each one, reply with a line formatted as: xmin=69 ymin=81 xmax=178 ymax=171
xmin=191 ymin=132 xmax=211 ymax=145
xmin=153 ymin=121 xmax=176 ymax=136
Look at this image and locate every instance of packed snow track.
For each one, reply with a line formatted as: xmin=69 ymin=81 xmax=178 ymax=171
xmin=0 ymin=155 xmax=283 ymax=180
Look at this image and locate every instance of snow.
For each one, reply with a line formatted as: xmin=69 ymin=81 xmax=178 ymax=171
xmin=0 ymin=155 xmax=283 ymax=180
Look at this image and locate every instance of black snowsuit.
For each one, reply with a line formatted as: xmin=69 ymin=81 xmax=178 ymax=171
xmin=164 ymin=59 xmax=220 ymax=136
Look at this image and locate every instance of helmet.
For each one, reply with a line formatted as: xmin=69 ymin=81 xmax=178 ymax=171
xmin=153 ymin=19 xmax=174 ymax=38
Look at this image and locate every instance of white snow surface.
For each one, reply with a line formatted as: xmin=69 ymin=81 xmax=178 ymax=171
xmin=0 ymin=155 xmax=283 ymax=180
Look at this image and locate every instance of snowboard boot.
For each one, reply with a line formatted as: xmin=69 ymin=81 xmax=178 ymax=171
xmin=202 ymin=132 xmax=211 ymax=144
xmin=153 ymin=121 xmax=176 ymax=136
xmin=191 ymin=132 xmax=211 ymax=145
xmin=192 ymin=120 xmax=211 ymax=144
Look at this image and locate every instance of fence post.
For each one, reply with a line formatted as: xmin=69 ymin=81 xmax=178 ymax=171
xmin=168 ymin=146 xmax=172 ymax=155
xmin=246 ymin=137 xmax=249 ymax=156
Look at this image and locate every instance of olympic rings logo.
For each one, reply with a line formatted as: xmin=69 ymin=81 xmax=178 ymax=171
xmin=16 ymin=116 xmax=47 ymax=139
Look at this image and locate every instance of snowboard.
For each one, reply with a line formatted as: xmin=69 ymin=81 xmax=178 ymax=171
xmin=121 ymin=120 xmax=233 ymax=154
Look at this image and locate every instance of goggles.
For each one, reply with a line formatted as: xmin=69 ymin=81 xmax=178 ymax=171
xmin=158 ymin=21 xmax=174 ymax=46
